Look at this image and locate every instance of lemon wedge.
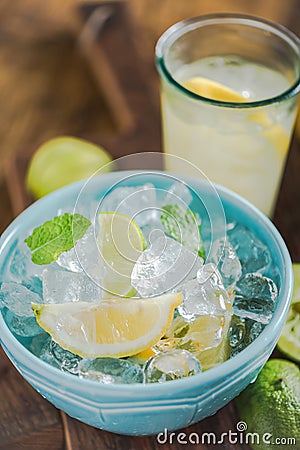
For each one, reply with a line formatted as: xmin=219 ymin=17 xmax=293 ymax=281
xmin=98 ymin=212 xmax=145 ymax=297
xmin=129 ymin=347 xmax=157 ymax=365
xmin=183 ymin=77 xmax=246 ymax=102
xmin=183 ymin=76 xmax=289 ymax=158
xmin=32 ymin=293 xmax=182 ymax=358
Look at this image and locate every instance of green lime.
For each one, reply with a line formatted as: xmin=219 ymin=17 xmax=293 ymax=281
xmin=277 ymin=263 xmax=300 ymax=362
xmin=98 ymin=212 xmax=145 ymax=298
xmin=291 ymin=263 xmax=300 ymax=304
xmin=26 ymin=136 xmax=112 ymax=198
xmin=235 ymin=359 xmax=300 ymax=450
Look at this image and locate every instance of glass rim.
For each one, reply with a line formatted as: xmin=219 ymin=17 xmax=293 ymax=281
xmin=155 ymin=13 xmax=300 ymax=108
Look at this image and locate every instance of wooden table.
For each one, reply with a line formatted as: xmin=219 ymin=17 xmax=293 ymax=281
xmin=0 ymin=1 xmax=300 ymax=449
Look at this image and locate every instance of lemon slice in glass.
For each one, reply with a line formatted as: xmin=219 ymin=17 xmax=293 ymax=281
xmin=183 ymin=77 xmax=289 ymax=158
xmin=277 ymin=263 xmax=300 ymax=362
xmin=183 ymin=77 xmax=247 ymax=102
xmin=32 ymin=293 xmax=182 ymax=358
xmin=26 ymin=136 xmax=112 ymax=198
xmin=98 ymin=212 xmax=145 ymax=297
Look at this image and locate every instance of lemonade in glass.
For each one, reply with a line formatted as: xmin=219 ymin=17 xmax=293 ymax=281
xmin=156 ymin=14 xmax=300 ymax=216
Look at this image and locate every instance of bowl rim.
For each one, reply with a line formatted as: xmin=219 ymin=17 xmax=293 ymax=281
xmin=0 ymin=170 xmax=293 ymax=394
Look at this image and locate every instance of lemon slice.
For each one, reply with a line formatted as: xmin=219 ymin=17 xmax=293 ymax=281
xmin=98 ymin=212 xmax=145 ymax=297
xmin=183 ymin=77 xmax=246 ymax=102
xmin=32 ymin=293 xmax=182 ymax=358
xmin=129 ymin=347 xmax=157 ymax=365
xmin=183 ymin=77 xmax=289 ymax=158
xmin=26 ymin=136 xmax=112 ymax=198
xmin=277 ymin=263 xmax=300 ymax=362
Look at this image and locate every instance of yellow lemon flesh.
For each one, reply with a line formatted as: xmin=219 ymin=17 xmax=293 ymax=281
xmin=183 ymin=77 xmax=247 ymax=102
xmin=98 ymin=212 xmax=145 ymax=297
xmin=129 ymin=347 xmax=157 ymax=365
xmin=183 ymin=77 xmax=289 ymax=158
xmin=32 ymin=293 xmax=182 ymax=358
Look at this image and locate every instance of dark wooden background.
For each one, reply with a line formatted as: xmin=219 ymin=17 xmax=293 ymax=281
xmin=0 ymin=1 xmax=299 ymax=449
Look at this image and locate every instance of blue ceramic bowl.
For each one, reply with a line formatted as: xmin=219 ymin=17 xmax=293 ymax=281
xmin=0 ymin=171 xmax=293 ymax=436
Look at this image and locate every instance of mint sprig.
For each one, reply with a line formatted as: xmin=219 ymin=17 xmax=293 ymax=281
xmin=161 ymin=204 xmax=205 ymax=259
xmin=25 ymin=213 xmax=91 ymax=265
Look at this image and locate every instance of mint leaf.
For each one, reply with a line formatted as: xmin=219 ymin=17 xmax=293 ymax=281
xmin=25 ymin=213 xmax=91 ymax=265
xmin=161 ymin=204 xmax=205 ymax=259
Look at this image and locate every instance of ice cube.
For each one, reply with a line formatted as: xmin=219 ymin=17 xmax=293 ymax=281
xmin=42 ymin=269 xmax=102 ymax=303
xmin=227 ymin=223 xmax=271 ymax=274
xmin=131 ymin=236 xmax=203 ymax=297
xmin=0 ymin=282 xmax=42 ymax=316
xmin=7 ymin=241 xmax=44 ymax=295
xmin=3 ymin=309 xmax=43 ymax=337
xmin=144 ymin=349 xmax=201 ymax=383
xmin=209 ymin=238 xmax=242 ymax=288
xmin=229 ymin=315 xmax=265 ymax=357
xmin=58 ymin=199 xmax=99 ymax=219
xmin=57 ymin=227 xmax=103 ymax=284
xmin=156 ymin=314 xmax=225 ymax=354
xmin=49 ymin=340 xmax=82 ymax=374
xmin=140 ymin=216 xmax=165 ymax=246
xmin=30 ymin=335 xmax=81 ymax=371
xmin=100 ymin=183 xmax=157 ymax=227
xmin=163 ymin=181 xmax=193 ymax=207
xmin=233 ymin=273 xmax=278 ymax=324
xmin=30 ymin=333 xmax=51 ymax=357
xmin=248 ymin=320 xmax=264 ymax=342
xmin=78 ymin=358 xmax=144 ymax=383
xmin=142 ymin=181 xmax=195 ymax=248
xmin=229 ymin=315 xmax=246 ymax=349
xmin=57 ymin=247 xmax=82 ymax=273
xmin=160 ymin=203 xmax=204 ymax=257
xmin=37 ymin=339 xmax=61 ymax=369
xmin=177 ymin=264 xmax=232 ymax=321
xmin=8 ymin=241 xmax=43 ymax=278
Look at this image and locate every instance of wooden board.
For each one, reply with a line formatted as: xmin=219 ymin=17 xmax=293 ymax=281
xmin=1 ymin=2 xmax=300 ymax=449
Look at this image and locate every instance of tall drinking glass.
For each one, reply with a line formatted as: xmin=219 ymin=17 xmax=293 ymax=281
xmin=156 ymin=14 xmax=300 ymax=216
